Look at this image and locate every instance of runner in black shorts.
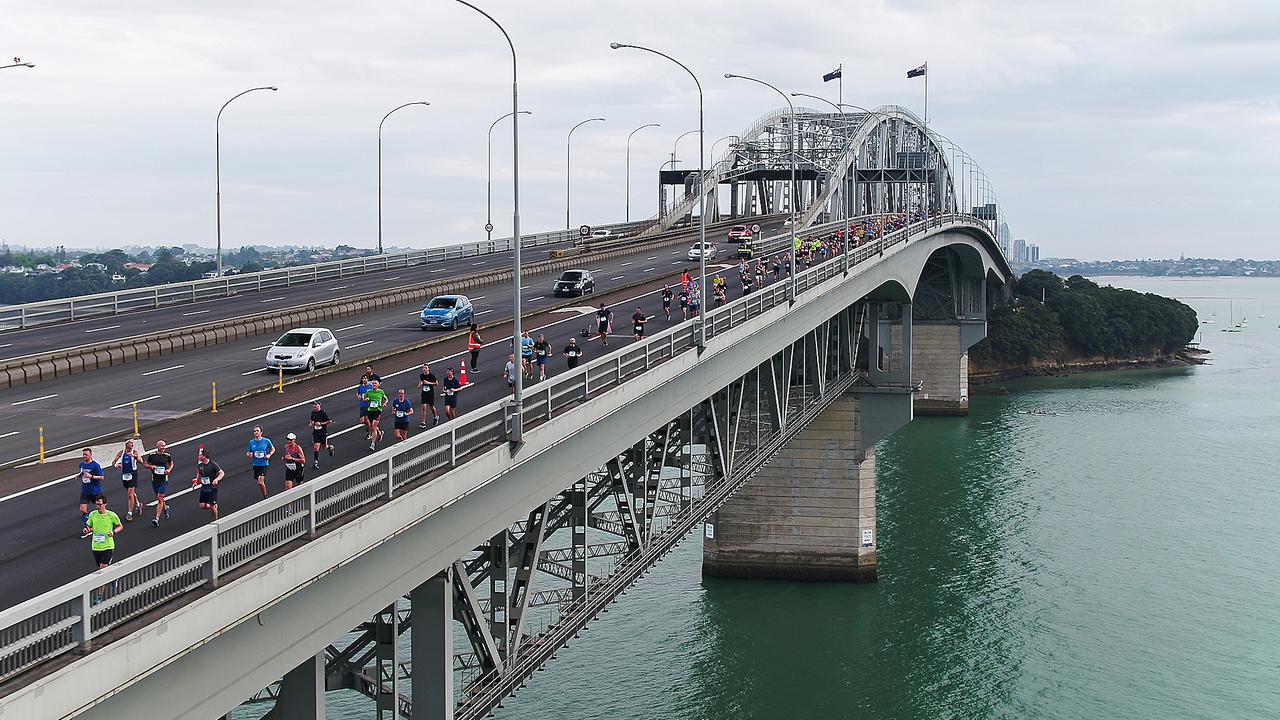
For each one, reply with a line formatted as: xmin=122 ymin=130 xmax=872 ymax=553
xmin=418 ymin=363 xmax=438 ymax=428
xmin=193 ymin=448 xmax=224 ymax=521
xmin=442 ymin=368 xmax=461 ymax=420
xmin=309 ymin=400 xmax=334 ymax=470
xmin=143 ymin=440 xmax=174 ymax=527
xmin=391 ymin=389 xmax=414 ymax=441
xmin=282 ymin=433 xmax=307 ymax=490
xmin=632 ymin=306 xmax=647 ymax=340
xmin=661 ymin=285 xmax=673 ymax=321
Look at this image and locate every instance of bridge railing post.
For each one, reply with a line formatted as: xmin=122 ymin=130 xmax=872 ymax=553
xmin=305 ymin=487 xmax=318 ymax=539
xmin=385 ymin=457 xmax=395 ymax=500
xmin=207 ymin=530 xmax=221 ymax=588
xmin=76 ymin=590 xmax=93 ymax=651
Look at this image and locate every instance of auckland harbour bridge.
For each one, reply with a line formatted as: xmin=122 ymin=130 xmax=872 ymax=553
xmin=0 ymin=99 xmax=1012 ymax=720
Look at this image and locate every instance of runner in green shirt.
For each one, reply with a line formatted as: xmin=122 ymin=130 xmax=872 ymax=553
xmin=82 ymin=497 xmax=123 ymax=570
xmin=363 ymin=380 xmax=389 ymax=451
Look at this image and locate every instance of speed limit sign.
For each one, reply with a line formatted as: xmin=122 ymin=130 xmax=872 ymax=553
xmin=579 ymin=224 xmax=592 ymax=238
xmin=484 ymin=222 xmax=494 ymax=233
xmin=751 ymin=224 xmax=761 ymax=234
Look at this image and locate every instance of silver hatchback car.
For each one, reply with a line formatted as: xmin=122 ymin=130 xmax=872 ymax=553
xmin=265 ymin=327 xmax=341 ymax=373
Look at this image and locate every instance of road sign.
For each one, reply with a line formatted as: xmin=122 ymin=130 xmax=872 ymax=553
xmin=484 ymin=222 xmax=494 ymax=233
xmin=579 ymin=225 xmax=592 ymax=238
xmin=751 ymin=224 xmax=760 ymax=234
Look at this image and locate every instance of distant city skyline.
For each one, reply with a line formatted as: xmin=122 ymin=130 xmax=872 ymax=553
xmin=2 ymin=1 xmax=1277 ymax=260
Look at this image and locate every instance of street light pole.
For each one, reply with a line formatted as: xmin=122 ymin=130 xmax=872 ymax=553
xmin=454 ymin=0 xmax=526 ymax=441
xmin=489 ymin=110 xmax=531 ymax=245
xmin=216 ymin=85 xmax=277 ymax=277
xmin=566 ymin=117 xmax=605 ymax=230
xmin=791 ymin=92 xmax=852 ymax=274
xmin=611 ymin=42 xmax=708 ymax=349
xmin=625 ymin=123 xmax=660 ymax=223
xmin=378 ymin=101 xmax=430 ymax=256
xmin=726 ymin=72 xmax=797 ymax=303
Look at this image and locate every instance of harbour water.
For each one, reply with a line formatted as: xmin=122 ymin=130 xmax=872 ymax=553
xmin=243 ymin=276 xmax=1280 ymax=719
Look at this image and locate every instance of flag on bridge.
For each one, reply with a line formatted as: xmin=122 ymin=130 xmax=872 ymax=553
xmin=907 ymin=63 xmax=927 ymax=79
xmin=822 ymin=66 xmax=842 ymax=82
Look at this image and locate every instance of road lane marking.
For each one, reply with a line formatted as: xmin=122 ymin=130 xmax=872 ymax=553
xmin=385 ymin=276 xmax=401 ymax=281
xmin=620 ymin=262 xmax=632 ymax=267
xmin=0 ymin=431 xmax=18 ymax=440
xmin=11 ymin=395 xmax=55 ymax=406
xmin=110 ymin=395 xmax=162 ymax=410
xmin=430 ymin=269 xmax=446 ymax=273
xmin=335 ymin=324 xmax=364 ymax=332
xmin=527 ymin=296 xmax=545 ymax=302
xmin=328 ymin=285 xmax=350 ymax=291
xmin=84 ymin=325 xmax=121 ymax=333
xmin=181 ymin=310 xmax=210 ymax=316
xmin=610 ymin=275 xmax=625 ymax=281
xmin=347 ymin=340 xmax=375 ymax=349
xmin=472 ymin=262 xmax=485 ymax=266
xmin=646 ymin=256 xmax=657 ymax=260
xmin=475 ymin=309 xmax=495 ymax=316
xmin=252 ymin=345 xmax=272 ymax=351
xmin=259 ymin=296 xmax=287 ymax=303
xmin=644 ymin=268 xmax=655 ymax=272
xmin=141 ymin=365 xmax=184 ymax=376
xmin=470 ymin=296 xmax=486 ymax=301
xmin=241 ymin=368 xmax=265 ymax=376
xmin=0 ymin=344 xmax=10 ymax=349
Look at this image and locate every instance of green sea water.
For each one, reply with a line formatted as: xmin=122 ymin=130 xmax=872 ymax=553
xmin=246 ymin=276 xmax=1280 ymax=719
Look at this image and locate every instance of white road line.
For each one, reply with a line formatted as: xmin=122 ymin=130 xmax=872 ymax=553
xmin=0 ymin=344 xmax=10 ymax=349
xmin=181 ymin=310 xmax=210 ymax=317
xmin=385 ymin=276 xmax=401 ymax=281
xmin=672 ymin=261 xmax=682 ymax=265
xmin=610 ymin=275 xmax=625 ymax=281
xmin=527 ymin=296 xmax=545 ymax=302
xmin=646 ymin=256 xmax=657 ymax=260
xmin=110 ymin=395 xmax=162 ymax=410
xmin=347 ymin=340 xmax=375 ymax=349
xmin=252 ymin=345 xmax=272 ymax=351
xmin=241 ymin=368 xmax=265 ymax=376
xmin=470 ymin=296 xmax=486 ymax=301
xmin=328 ymin=285 xmax=350 ymax=291
xmin=84 ymin=325 xmax=121 ymax=334
xmin=330 ymin=423 xmax=367 ymax=439
xmin=0 ymin=274 xmax=686 ymax=504
xmin=140 ymin=365 xmax=184 ymax=376
xmin=10 ymin=395 xmax=55 ymax=406
xmin=472 ymin=262 xmax=485 ymax=266
xmin=0 ymin=431 xmax=18 ymax=440
xmin=430 ymin=269 xmax=446 ymax=273
xmin=620 ymin=262 xmax=632 ymax=267
xmin=644 ymin=268 xmax=655 ymax=272
xmin=335 ymin=324 xmax=364 ymax=332
xmin=259 ymin=296 xmax=287 ymax=303
xmin=475 ymin=309 xmax=495 ymax=316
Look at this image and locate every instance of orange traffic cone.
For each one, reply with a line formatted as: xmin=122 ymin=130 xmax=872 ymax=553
xmin=459 ymin=360 xmax=468 ymax=386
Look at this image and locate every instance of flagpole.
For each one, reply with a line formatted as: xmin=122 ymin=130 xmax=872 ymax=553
xmin=923 ymin=61 xmax=928 ymax=126
xmin=838 ymin=63 xmax=843 ymax=108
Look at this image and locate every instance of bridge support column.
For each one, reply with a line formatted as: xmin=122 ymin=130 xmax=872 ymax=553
xmin=273 ymin=652 xmax=325 ymax=720
xmin=702 ymin=392 xmax=884 ymax=582
xmin=411 ymin=571 xmax=454 ymax=720
xmin=912 ymin=319 xmax=986 ymax=416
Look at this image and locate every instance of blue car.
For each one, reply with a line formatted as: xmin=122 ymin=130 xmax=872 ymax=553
xmin=419 ymin=295 xmax=473 ymax=330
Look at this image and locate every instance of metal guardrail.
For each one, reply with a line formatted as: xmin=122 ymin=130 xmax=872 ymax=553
xmin=0 ymin=214 xmax=994 ymax=686
xmin=0 ymin=222 xmax=645 ymax=333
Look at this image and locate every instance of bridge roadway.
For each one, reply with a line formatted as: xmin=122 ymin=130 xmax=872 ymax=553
xmin=0 ymin=239 xmax=581 ymax=364
xmin=0 ymin=220 xmax=783 ymax=469
xmin=0 ymin=226 xmax=786 ymax=611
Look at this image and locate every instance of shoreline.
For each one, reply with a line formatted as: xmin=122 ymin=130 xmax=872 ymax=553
xmin=969 ymin=347 xmax=1209 ymax=386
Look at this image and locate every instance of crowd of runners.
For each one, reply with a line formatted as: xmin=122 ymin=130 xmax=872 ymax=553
xmin=69 ymin=217 xmax=910 ymax=573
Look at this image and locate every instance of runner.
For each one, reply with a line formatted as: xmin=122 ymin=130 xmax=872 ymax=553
xmin=505 ymin=354 xmax=517 ymax=394
xmin=595 ymin=303 xmax=613 ymax=346
xmin=142 ymin=441 xmax=174 ymax=527
xmin=356 ymin=374 xmax=373 ymax=440
xmin=467 ymin=324 xmax=484 ymax=373
xmin=632 ymin=306 xmax=647 ymax=340
xmin=772 ymin=256 xmax=781 ymax=280
xmin=76 ymin=448 xmax=104 ymax=532
xmin=418 ymin=363 xmax=439 ymax=428
xmin=715 ymin=284 xmax=727 ymax=306
xmin=282 ymin=433 xmax=307 ymax=490
xmin=364 ymin=379 xmax=389 ymax=451
xmin=519 ymin=331 xmax=535 ymax=378
xmin=563 ymin=338 xmax=583 ymax=369
xmin=363 ymin=365 xmax=382 ymax=383
xmin=82 ymin=496 xmax=122 ymax=581
xmin=391 ymin=389 xmax=414 ymax=441
xmin=661 ymin=285 xmax=673 ymax=321
xmin=678 ymin=286 xmax=690 ymax=320
xmin=111 ymin=439 xmax=142 ymax=522
xmin=193 ymin=448 xmax=224 ymax=521
xmin=689 ymin=289 xmax=701 ymax=318
xmin=442 ymin=367 xmax=461 ymax=421
xmin=534 ymin=333 xmax=552 ymax=381
xmin=309 ymin=400 xmax=334 ymax=470
xmin=246 ymin=426 xmax=275 ymax=498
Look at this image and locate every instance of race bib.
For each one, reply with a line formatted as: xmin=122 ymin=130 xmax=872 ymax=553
xmin=395 ymin=411 xmax=406 ymax=418
xmin=254 ymin=451 xmax=266 ymax=459
xmin=92 ymin=533 xmax=107 ymax=544
xmin=285 ymin=462 xmax=297 ymax=470
xmin=154 ymin=467 xmax=166 ymax=476
xmin=200 ymin=476 xmax=212 ymax=486
xmin=81 ymin=472 xmax=91 ymax=484
xmin=122 ymin=472 xmax=133 ymax=481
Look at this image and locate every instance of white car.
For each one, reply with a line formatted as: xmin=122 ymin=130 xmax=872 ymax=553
xmin=265 ymin=327 xmax=340 ymax=373
xmin=687 ymin=241 xmax=718 ymax=260
xmin=590 ymin=229 xmax=613 ymax=239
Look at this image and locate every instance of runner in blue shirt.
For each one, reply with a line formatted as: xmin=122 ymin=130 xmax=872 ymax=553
xmin=391 ymin=389 xmax=414 ymax=442
xmin=111 ymin=439 xmax=142 ymax=522
xmin=76 ymin=448 xmax=104 ymax=532
xmin=245 ymin=425 xmax=275 ymax=499
xmin=356 ymin=375 xmax=373 ymax=440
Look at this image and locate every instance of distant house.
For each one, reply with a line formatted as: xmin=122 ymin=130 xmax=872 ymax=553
xmin=124 ymin=263 xmax=152 ymax=273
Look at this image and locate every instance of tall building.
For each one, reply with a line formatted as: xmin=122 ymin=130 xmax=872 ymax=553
xmin=1014 ymin=238 xmax=1027 ymax=264
xmin=1029 ymin=244 xmax=1040 ymax=262
xmin=997 ymin=222 xmax=1011 ymax=257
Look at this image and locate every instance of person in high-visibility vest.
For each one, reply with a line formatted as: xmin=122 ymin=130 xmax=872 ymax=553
xmin=466 ymin=323 xmax=484 ymax=373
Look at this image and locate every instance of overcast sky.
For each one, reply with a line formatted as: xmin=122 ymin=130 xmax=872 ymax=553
xmin=1 ymin=0 xmax=1277 ymax=260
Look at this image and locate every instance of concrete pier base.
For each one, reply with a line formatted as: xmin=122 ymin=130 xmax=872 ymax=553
xmin=912 ymin=320 xmax=986 ymax=416
xmin=702 ymin=393 xmax=878 ymax=582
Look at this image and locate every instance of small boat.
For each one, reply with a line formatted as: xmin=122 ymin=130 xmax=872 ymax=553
xmin=1223 ymin=301 xmax=1243 ymax=332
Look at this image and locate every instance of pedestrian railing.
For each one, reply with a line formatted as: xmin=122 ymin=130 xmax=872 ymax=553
xmin=0 ymin=214 xmax=996 ymax=686
xmin=0 ymin=222 xmax=645 ymax=333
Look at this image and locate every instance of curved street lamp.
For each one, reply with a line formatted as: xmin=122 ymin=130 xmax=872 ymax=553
xmin=566 ymin=117 xmax=605 ymax=229
xmin=453 ymin=0 xmax=527 ymax=440
xmin=611 ymin=42 xmax=708 ymax=348
xmin=378 ymin=101 xmax=430 ymax=255
xmin=216 ymin=85 xmax=277 ymax=277
xmin=0 ymin=61 xmax=35 ymax=71
xmin=625 ymin=123 xmax=660 ymax=222
xmin=725 ymin=72 xmax=797 ymax=302
xmin=489 ymin=110 xmax=532 ymax=244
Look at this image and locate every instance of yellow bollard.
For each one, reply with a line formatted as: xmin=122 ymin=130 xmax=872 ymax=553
xmin=211 ymin=381 xmax=218 ymax=413
xmin=277 ymin=364 xmax=284 ymax=394
xmin=133 ymin=402 xmax=139 ymax=437
xmin=38 ymin=426 xmax=44 ymax=464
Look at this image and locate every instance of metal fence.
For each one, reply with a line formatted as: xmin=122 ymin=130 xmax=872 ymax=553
xmin=0 ymin=214 xmax=994 ymax=686
xmin=0 ymin=223 xmax=644 ymax=333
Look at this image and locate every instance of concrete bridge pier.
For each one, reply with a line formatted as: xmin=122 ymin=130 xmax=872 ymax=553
xmin=911 ymin=319 xmax=986 ymax=416
xmin=267 ymin=652 xmax=325 ymax=720
xmin=412 ymin=571 xmax=454 ymax=720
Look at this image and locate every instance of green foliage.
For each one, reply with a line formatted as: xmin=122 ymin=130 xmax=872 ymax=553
xmin=973 ymin=270 xmax=1199 ymax=366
